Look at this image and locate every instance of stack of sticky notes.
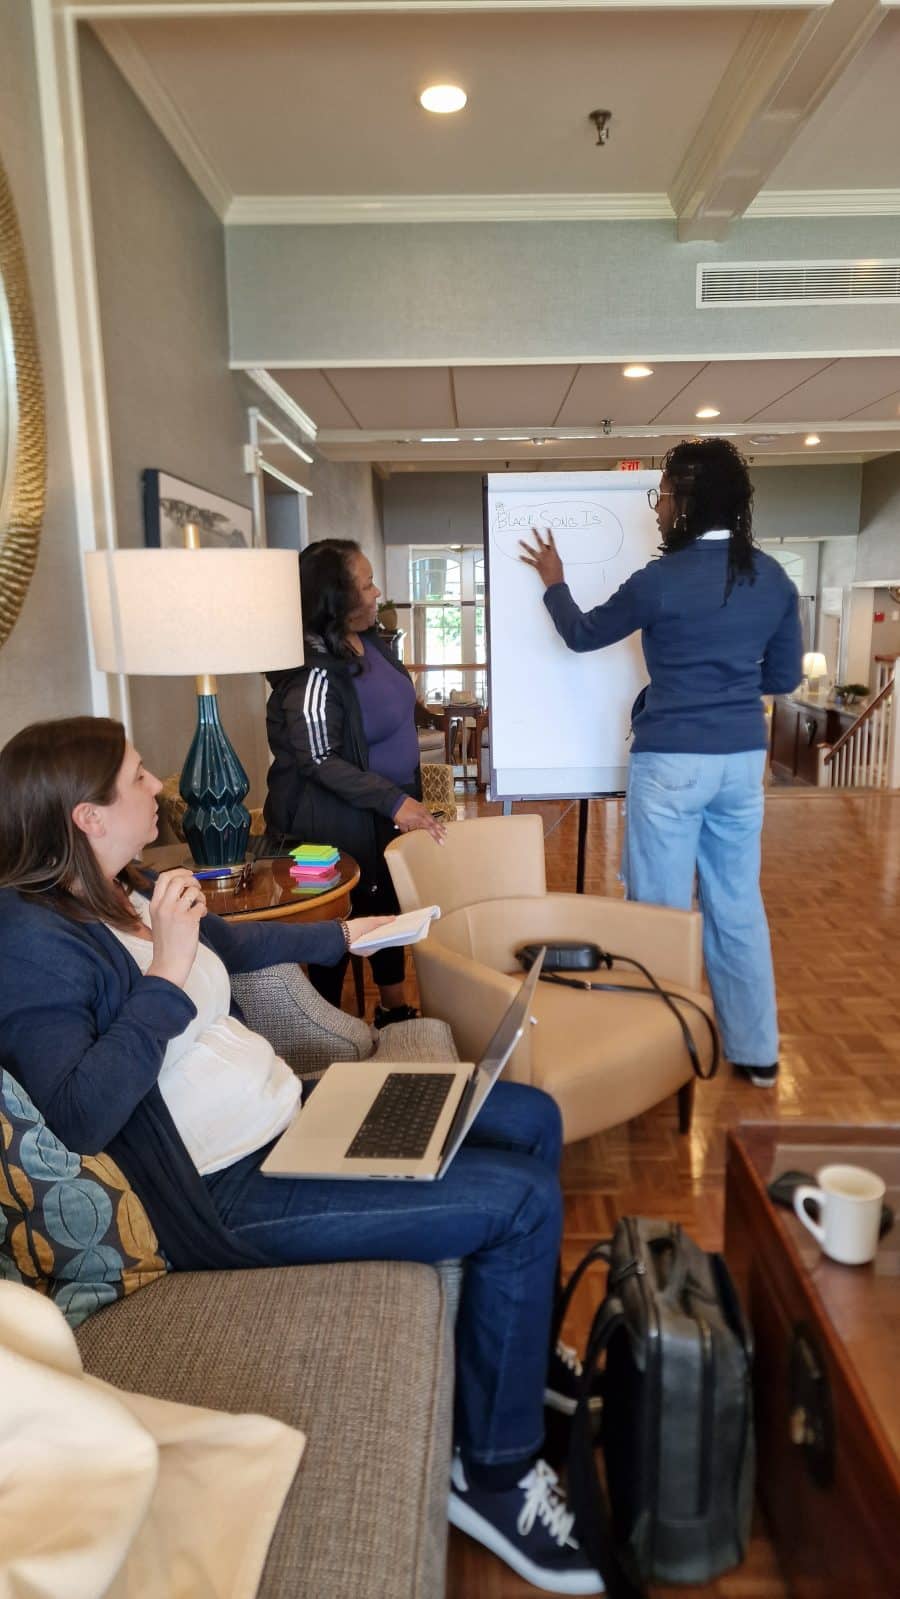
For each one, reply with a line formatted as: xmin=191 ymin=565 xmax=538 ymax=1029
xmin=288 ymin=843 xmax=341 ymax=894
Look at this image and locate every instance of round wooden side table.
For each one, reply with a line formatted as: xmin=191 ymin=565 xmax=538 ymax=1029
xmin=143 ymin=847 xmax=360 ymax=925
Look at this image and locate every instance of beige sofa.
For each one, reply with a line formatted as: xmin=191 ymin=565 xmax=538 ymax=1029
xmin=72 ymin=966 xmax=459 ymax=1599
xmin=386 ymin=814 xmax=716 ymax=1143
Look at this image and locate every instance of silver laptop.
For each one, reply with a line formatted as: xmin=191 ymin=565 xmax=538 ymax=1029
xmin=260 ymin=949 xmax=544 ymax=1182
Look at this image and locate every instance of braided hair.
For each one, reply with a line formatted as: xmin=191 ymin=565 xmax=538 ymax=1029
xmin=660 ymin=438 xmax=756 ymax=601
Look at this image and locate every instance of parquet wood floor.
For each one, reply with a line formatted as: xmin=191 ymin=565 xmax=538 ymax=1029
xmin=348 ymin=788 xmax=900 ymax=1598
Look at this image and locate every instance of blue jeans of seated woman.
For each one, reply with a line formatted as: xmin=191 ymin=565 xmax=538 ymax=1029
xmin=622 ymin=749 xmax=778 ymax=1068
xmin=204 ymin=1080 xmax=563 ymax=1471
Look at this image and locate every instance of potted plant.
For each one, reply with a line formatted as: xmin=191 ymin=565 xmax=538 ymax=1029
xmin=834 ymin=683 xmax=870 ymax=707
xmin=377 ymin=599 xmax=399 ymax=631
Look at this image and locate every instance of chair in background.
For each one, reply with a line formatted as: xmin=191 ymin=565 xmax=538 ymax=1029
xmin=386 ymin=814 xmax=714 ymax=1143
xmin=414 ymin=700 xmax=446 ymax=766
xmin=230 ymin=960 xmax=458 ymax=1083
xmin=420 ymin=762 xmax=457 ymax=821
xmin=445 ymin=693 xmax=489 ymax=790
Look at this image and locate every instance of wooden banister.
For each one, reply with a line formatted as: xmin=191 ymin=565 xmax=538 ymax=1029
xmin=825 ymin=677 xmax=894 ymax=764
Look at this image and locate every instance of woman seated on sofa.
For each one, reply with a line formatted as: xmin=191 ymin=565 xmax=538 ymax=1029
xmin=0 ymin=716 xmax=602 ymax=1597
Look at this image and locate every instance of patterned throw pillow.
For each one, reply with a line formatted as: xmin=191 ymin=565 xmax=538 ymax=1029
xmin=0 ymin=1069 xmax=167 ymax=1328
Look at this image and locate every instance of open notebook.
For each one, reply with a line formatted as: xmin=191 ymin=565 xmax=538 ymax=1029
xmin=349 ymin=905 xmax=440 ymax=955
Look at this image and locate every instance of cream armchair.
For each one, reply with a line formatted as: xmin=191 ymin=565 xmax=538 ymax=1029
xmin=386 ymin=815 xmax=715 ymax=1144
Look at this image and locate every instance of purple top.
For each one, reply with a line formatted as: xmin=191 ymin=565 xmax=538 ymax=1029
xmin=355 ymin=640 xmax=419 ymax=809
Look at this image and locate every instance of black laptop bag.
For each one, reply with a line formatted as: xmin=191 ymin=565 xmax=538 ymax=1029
xmin=562 ymin=1217 xmax=755 ymax=1596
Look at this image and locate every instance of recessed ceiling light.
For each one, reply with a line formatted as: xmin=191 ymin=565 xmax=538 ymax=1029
xmin=497 ymin=436 xmax=528 ymax=442
xmin=420 ymin=436 xmax=459 ymax=443
xmin=804 ymin=434 xmax=821 ymax=447
xmin=472 ymin=436 xmax=485 ymax=442
xmin=695 ymin=407 xmax=720 ymax=420
xmin=623 ymin=364 xmax=653 ymax=379
xmin=419 ymin=84 xmax=467 ymax=114
xmin=750 ymin=435 xmax=778 ymax=445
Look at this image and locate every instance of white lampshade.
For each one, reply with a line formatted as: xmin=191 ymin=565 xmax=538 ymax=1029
xmin=802 ymin=651 xmax=827 ymax=681
xmin=85 ymin=549 xmax=304 ymax=676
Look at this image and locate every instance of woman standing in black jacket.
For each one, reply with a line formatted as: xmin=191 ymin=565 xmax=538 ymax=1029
xmin=265 ymin=539 xmax=445 ymax=1023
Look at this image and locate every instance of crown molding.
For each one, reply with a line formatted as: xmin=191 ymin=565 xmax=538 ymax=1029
xmin=226 ymin=193 xmax=675 ymax=225
xmin=64 ymin=3 xmax=825 ymax=17
xmin=245 ymin=369 xmax=318 ymax=438
xmin=226 ymin=189 xmax=900 ymax=227
xmin=748 ymin=189 xmax=900 ymax=218
xmin=92 ymin=20 xmax=232 ymax=218
xmin=225 ymin=188 xmax=900 ymax=227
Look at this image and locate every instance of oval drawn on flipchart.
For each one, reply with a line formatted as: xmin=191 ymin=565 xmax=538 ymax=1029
xmin=492 ymin=501 xmax=625 ymax=565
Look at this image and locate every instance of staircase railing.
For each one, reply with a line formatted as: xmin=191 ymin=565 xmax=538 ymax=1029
xmin=820 ymin=674 xmax=899 ymax=789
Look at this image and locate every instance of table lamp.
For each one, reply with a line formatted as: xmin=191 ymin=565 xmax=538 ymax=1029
xmin=802 ymin=652 xmax=828 ymax=696
xmin=85 ymin=532 xmax=303 ymax=865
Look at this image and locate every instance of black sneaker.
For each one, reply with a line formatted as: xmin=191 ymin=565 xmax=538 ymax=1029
xmin=733 ymin=1061 xmax=779 ymax=1088
xmin=373 ymin=1003 xmax=419 ymax=1029
xmin=449 ymin=1455 xmax=604 ymax=1595
xmin=545 ymin=1339 xmax=603 ymax=1417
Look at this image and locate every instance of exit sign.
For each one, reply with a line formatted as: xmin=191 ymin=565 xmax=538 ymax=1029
xmin=618 ymin=459 xmax=642 ymax=471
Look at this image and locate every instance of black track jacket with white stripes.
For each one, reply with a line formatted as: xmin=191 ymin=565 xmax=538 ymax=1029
xmin=263 ymin=630 xmax=421 ymax=888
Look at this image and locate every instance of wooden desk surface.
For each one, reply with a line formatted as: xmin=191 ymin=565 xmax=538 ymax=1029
xmin=144 ymin=847 xmax=360 ymax=924
xmin=725 ymin=1121 xmax=900 ymax=1596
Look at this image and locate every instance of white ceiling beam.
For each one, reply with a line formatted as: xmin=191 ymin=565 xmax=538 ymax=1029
xmin=316 ymin=421 xmax=900 ymax=442
xmin=670 ymin=0 xmax=888 ymax=242
xmin=91 ymin=20 xmax=232 ymax=217
xmin=61 ymin=3 xmax=825 ymax=18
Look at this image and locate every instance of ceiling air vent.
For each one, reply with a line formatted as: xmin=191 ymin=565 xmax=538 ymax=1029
xmin=698 ymin=259 xmax=900 ymax=308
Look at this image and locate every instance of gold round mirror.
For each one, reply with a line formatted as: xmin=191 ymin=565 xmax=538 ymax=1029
xmin=0 ymin=154 xmax=46 ymax=650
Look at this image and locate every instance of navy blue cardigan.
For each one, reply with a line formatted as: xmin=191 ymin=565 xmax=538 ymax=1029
xmin=0 ymin=889 xmax=346 ymax=1269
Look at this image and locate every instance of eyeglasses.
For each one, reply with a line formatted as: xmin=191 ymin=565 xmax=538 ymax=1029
xmin=646 ymin=489 xmax=675 ymax=510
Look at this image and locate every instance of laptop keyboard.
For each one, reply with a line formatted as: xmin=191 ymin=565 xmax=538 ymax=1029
xmin=346 ymin=1072 xmax=454 ymax=1161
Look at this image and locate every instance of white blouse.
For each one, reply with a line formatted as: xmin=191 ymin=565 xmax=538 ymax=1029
xmin=108 ymin=896 xmax=301 ymax=1175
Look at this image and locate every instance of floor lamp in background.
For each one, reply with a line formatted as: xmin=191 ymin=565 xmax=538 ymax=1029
xmin=85 ymin=536 xmax=303 ymax=865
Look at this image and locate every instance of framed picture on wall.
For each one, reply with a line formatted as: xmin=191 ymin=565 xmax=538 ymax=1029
xmin=142 ymin=469 xmax=254 ymax=549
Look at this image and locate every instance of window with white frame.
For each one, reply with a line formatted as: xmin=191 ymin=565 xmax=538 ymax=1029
xmin=405 ymin=546 xmax=486 ymax=703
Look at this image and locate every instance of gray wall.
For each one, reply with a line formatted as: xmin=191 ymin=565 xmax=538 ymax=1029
xmin=819 ymin=536 xmax=859 ymax=591
xmin=228 ymin=217 xmax=900 ymax=366
xmin=383 ymin=473 xmax=483 ymax=547
xmin=752 ymin=464 xmax=861 ymax=542
xmin=856 ymin=454 xmax=900 ymax=584
xmin=306 ymin=457 xmax=385 ymax=587
xmin=0 ymin=1 xmax=92 ymax=749
xmin=80 ymin=26 xmax=270 ymax=802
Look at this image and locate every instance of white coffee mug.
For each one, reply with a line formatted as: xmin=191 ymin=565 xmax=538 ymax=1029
xmin=793 ymin=1164 xmax=885 ymax=1265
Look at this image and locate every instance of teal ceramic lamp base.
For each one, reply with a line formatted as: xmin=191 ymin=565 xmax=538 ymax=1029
xmin=180 ymin=692 xmax=250 ymax=866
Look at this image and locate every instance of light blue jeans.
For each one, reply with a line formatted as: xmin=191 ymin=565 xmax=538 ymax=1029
xmin=622 ymin=749 xmax=778 ymax=1068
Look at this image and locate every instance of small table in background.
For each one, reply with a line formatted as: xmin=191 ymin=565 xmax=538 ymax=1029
xmin=443 ymin=701 xmax=489 ymax=789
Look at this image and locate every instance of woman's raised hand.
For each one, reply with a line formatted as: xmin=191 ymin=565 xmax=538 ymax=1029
xmin=146 ymin=868 xmax=206 ymax=989
xmin=393 ymin=797 xmax=447 ymax=844
xmin=519 ymin=526 xmax=565 ymax=588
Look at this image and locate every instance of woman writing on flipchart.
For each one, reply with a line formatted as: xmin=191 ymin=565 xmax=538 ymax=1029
xmin=520 ymin=438 xmax=802 ymax=1088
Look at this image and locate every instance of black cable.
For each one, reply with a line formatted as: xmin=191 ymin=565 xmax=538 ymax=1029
xmin=535 ymin=953 xmax=719 ymax=1081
